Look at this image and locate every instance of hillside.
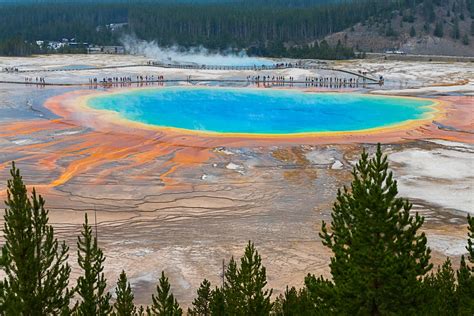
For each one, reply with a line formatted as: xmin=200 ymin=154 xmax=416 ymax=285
xmin=0 ymin=0 xmax=473 ymax=57
xmin=326 ymin=0 xmax=474 ymax=56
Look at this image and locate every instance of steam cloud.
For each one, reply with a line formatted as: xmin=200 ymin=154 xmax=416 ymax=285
xmin=120 ymin=35 xmax=272 ymax=67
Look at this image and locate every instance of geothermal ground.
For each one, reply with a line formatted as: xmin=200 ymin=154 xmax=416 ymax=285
xmin=0 ymin=54 xmax=473 ymax=306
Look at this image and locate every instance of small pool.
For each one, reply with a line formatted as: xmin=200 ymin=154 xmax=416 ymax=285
xmin=55 ymin=64 xmax=96 ymax=70
xmin=161 ymin=55 xmax=273 ymax=67
xmin=87 ymin=87 xmax=435 ymax=135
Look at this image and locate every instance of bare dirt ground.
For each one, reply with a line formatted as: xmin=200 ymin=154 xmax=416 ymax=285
xmin=0 ymin=55 xmax=473 ymax=306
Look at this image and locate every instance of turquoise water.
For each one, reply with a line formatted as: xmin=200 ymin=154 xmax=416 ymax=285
xmin=56 ymin=65 xmax=96 ymax=70
xmin=87 ymin=87 xmax=434 ymax=134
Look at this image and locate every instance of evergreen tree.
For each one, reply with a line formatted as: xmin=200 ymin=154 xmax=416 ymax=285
xmin=410 ymin=25 xmax=416 ymax=37
xmin=273 ymin=286 xmax=316 ymax=316
xmin=113 ymin=270 xmax=136 ymax=316
xmin=0 ymin=0 xmax=463 ymax=57
xmin=468 ymin=215 xmax=474 ymax=263
xmin=424 ymin=258 xmax=458 ymax=314
xmin=239 ymin=242 xmax=272 ymax=314
xmin=209 ymin=287 xmax=226 ymax=316
xmin=150 ymin=271 xmax=182 ymax=316
xmin=273 ymin=286 xmax=298 ymax=316
xmin=423 ymin=22 xmax=431 ymax=33
xmin=0 ymin=163 xmax=72 ymax=315
xmin=304 ymin=274 xmax=334 ymax=314
xmin=423 ymin=0 xmax=436 ymax=22
xmin=305 ymin=144 xmax=432 ymax=315
xmin=456 ymin=255 xmax=474 ymax=315
xmin=222 ymin=242 xmax=273 ymax=315
xmin=456 ymin=215 xmax=474 ymax=314
xmin=0 ymin=37 xmax=38 ymax=57
xmin=385 ymin=24 xmax=397 ymax=37
xmin=222 ymin=257 xmax=243 ymax=314
xmin=75 ymin=213 xmax=112 ymax=316
xmin=188 ymin=279 xmax=212 ymax=316
xmin=452 ymin=18 xmax=461 ymax=39
xmin=434 ymin=21 xmax=444 ymax=37
xmin=462 ymin=34 xmax=469 ymax=45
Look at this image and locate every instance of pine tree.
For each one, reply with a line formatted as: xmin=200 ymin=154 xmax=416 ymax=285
xmin=467 ymin=215 xmax=474 ymax=263
xmin=222 ymin=257 xmax=242 ymax=314
xmin=188 ymin=279 xmax=211 ymax=316
xmin=452 ymin=18 xmax=461 ymax=39
xmin=273 ymin=286 xmax=299 ymax=316
xmin=306 ymin=144 xmax=432 ymax=315
xmin=0 ymin=163 xmax=72 ymax=315
xmin=462 ymin=34 xmax=469 ymax=45
xmin=434 ymin=21 xmax=444 ymax=37
xmin=457 ymin=215 xmax=474 ymax=314
xmin=150 ymin=271 xmax=182 ymax=316
xmin=424 ymin=258 xmax=458 ymax=314
xmin=75 ymin=213 xmax=112 ymax=316
xmin=456 ymin=255 xmax=474 ymax=315
xmin=238 ymin=242 xmax=273 ymax=315
xmin=304 ymin=274 xmax=334 ymax=314
xmin=113 ymin=270 xmax=136 ymax=316
xmin=209 ymin=287 xmax=226 ymax=316
xmin=221 ymin=242 xmax=272 ymax=315
xmin=423 ymin=22 xmax=431 ymax=33
xmin=273 ymin=286 xmax=316 ymax=316
xmin=410 ymin=25 xmax=416 ymax=37
xmin=209 ymin=242 xmax=273 ymax=315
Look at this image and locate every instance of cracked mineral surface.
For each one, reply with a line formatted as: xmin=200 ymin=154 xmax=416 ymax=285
xmin=0 ymin=55 xmax=473 ymax=306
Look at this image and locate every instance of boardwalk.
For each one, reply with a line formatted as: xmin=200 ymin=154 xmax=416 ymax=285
xmin=3 ymin=62 xmax=379 ymax=83
xmin=0 ymin=78 xmax=380 ymax=87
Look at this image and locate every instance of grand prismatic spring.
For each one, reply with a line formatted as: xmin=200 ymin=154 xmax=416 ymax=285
xmin=0 ymin=54 xmax=473 ymax=306
xmin=86 ymin=88 xmax=436 ymax=135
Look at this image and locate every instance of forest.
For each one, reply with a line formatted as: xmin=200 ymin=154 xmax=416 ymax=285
xmin=1 ymin=0 xmax=471 ymax=58
xmin=1 ymin=146 xmax=473 ymax=315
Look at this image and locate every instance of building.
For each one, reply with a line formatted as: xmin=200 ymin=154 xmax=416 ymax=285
xmin=87 ymin=45 xmax=125 ymax=54
xmin=106 ymin=23 xmax=128 ymax=32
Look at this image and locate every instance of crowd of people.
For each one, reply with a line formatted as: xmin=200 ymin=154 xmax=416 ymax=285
xmin=273 ymin=62 xmax=300 ymax=68
xmin=7 ymin=67 xmax=379 ymax=89
xmin=3 ymin=67 xmax=19 ymax=72
xmin=13 ymin=73 xmax=375 ymax=88
xmin=304 ymin=76 xmax=362 ymax=88
xmin=246 ymin=75 xmax=296 ymax=86
xmin=88 ymin=74 xmax=166 ymax=86
xmin=22 ymin=77 xmax=46 ymax=85
xmin=244 ymin=75 xmax=369 ymax=88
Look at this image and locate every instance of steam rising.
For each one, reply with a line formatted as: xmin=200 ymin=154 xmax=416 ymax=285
xmin=120 ymin=35 xmax=272 ymax=66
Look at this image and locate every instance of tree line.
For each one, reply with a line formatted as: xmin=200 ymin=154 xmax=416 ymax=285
xmin=249 ymin=40 xmax=356 ymax=60
xmin=1 ymin=145 xmax=473 ymax=314
xmin=2 ymin=0 xmax=470 ymax=57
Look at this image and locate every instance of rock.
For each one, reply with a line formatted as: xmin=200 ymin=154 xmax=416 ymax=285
xmin=331 ymin=160 xmax=343 ymax=170
xmin=226 ymin=162 xmax=242 ymax=170
xmin=214 ymin=146 xmax=234 ymax=155
xmin=226 ymin=162 xmax=245 ymax=175
xmin=305 ymin=148 xmax=339 ymax=165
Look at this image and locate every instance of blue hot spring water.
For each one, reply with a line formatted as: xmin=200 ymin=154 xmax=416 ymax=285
xmin=87 ymin=87 xmax=434 ymax=134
